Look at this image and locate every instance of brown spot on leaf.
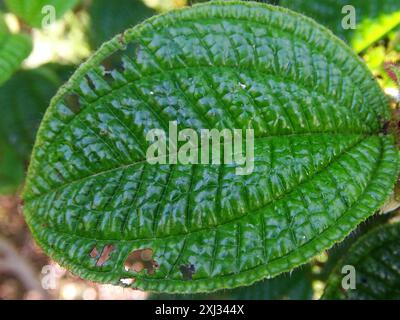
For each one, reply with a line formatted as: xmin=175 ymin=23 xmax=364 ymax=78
xmin=124 ymin=248 xmax=158 ymax=275
xmin=95 ymin=244 xmax=114 ymax=267
xmin=89 ymin=247 xmax=99 ymax=259
xmin=180 ymin=264 xmax=196 ymax=280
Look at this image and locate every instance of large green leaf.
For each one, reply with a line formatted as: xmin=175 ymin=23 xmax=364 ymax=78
xmin=0 ymin=66 xmax=66 ymax=194
xmin=5 ymin=0 xmax=80 ymax=28
xmin=280 ymin=0 xmax=400 ymax=53
xmin=0 ymin=32 xmax=32 ymax=86
xmin=23 ymin=1 xmax=398 ymax=293
xmin=323 ymin=222 xmax=400 ymax=299
xmin=88 ymin=0 xmax=156 ymax=50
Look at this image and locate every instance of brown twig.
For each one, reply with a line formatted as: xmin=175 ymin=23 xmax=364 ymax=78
xmin=0 ymin=237 xmax=50 ymax=299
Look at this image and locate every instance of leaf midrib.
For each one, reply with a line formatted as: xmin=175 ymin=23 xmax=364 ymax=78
xmin=28 ymin=135 xmax=388 ymax=285
xmin=27 ymin=62 xmax=380 ymax=196
xmin=28 ymin=134 xmax=369 ymax=239
xmin=26 ymin=132 xmax=371 ymax=202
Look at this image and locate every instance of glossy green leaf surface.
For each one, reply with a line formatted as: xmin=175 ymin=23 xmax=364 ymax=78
xmin=0 ymin=66 xmax=65 ymax=194
xmin=0 ymin=32 xmax=32 ymax=86
xmin=280 ymin=0 xmax=400 ymax=53
xmin=5 ymin=0 xmax=79 ymax=28
xmin=88 ymin=0 xmax=155 ymax=50
xmin=23 ymin=2 xmax=398 ymax=293
xmin=323 ymin=222 xmax=400 ymax=299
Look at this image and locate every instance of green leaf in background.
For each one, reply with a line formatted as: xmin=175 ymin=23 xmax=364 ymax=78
xmin=0 ymin=138 xmax=24 ymax=194
xmin=23 ymin=1 xmax=398 ymax=293
xmin=227 ymin=265 xmax=313 ymax=300
xmin=0 ymin=32 xmax=32 ymax=86
xmin=88 ymin=0 xmax=156 ymax=50
xmin=280 ymin=0 xmax=400 ymax=53
xmin=4 ymin=0 xmax=80 ymax=28
xmin=323 ymin=222 xmax=400 ymax=300
xmin=316 ymin=212 xmax=395 ymax=283
xmin=0 ymin=65 xmax=67 ymax=194
xmin=152 ymin=265 xmax=313 ymax=299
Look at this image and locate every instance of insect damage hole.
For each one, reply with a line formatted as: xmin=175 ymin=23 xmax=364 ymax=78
xmin=63 ymin=92 xmax=81 ymax=114
xmin=120 ymin=278 xmax=136 ymax=286
xmin=89 ymin=247 xmax=99 ymax=258
xmin=180 ymin=264 xmax=196 ymax=280
xmin=100 ymin=49 xmax=125 ymax=74
xmin=124 ymin=248 xmax=158 ymax=275
xmin=89 ymin=244 xmax=114 ymax=267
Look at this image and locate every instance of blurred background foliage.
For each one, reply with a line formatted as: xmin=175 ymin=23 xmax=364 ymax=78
xmin=281 ymin=0 xmax=400 ymax=54
xmin=0 ymin=0 xmax=400 ymax=300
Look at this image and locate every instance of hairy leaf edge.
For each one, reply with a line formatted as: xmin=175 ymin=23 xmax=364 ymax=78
xmin=22 ymin=1 xmax=399 ymax=293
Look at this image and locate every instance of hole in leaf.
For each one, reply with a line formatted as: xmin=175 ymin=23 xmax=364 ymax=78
xmin=93 ymin=244 xmax=114 ymax=267
xmin=180 ymin=264 xmax=196 ymax=280
xmin=85 ymin=73 xmax=97 ymax=92
xmin=120 ymin=278 xmax=136 ymax=286
xmin=124 ymin=248 xmax=158 ymax=275
xmin=63 ymin=93 xmax=81 ymax=114
xmin=100 ymin=51 xmax=124 ymax=72
xmin=89 ymin=247 xmax=99 ymax=259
